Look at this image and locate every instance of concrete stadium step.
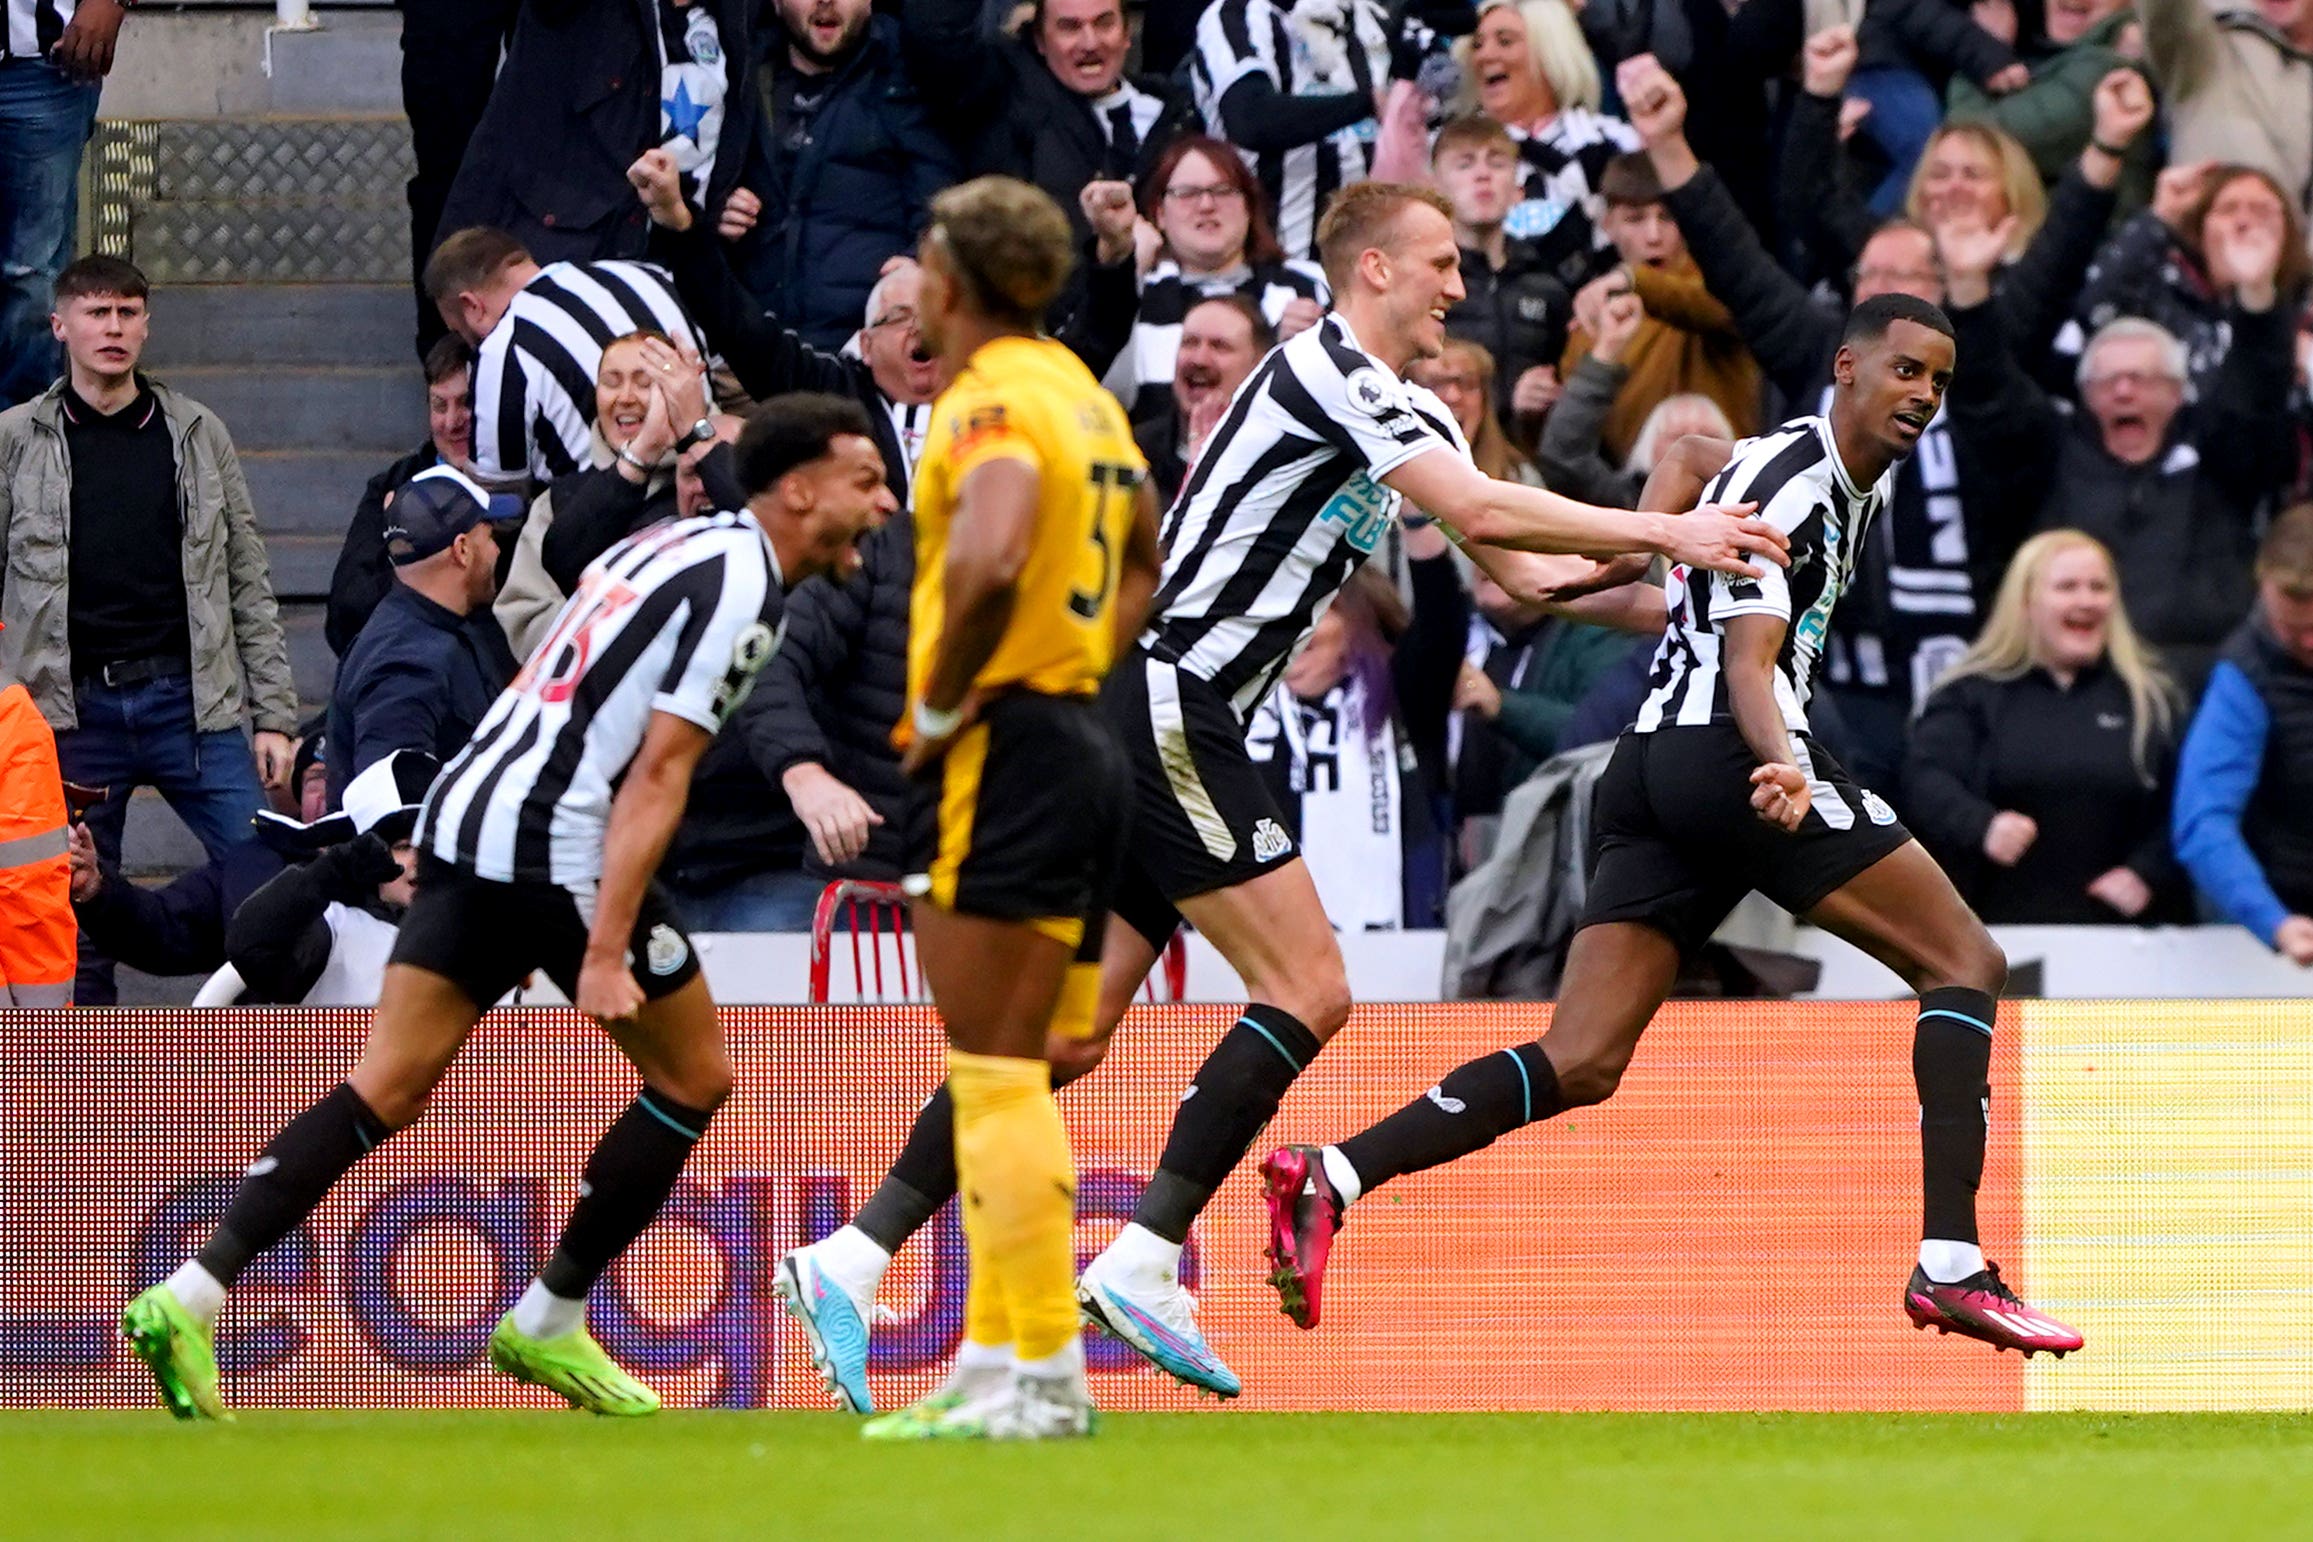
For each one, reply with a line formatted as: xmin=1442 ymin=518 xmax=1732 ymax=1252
xmin=121 ymin=787 xmax=211 ymax=879
xmin=240 ymin=449 xmax=400 ymax=536
xmin=283 ymin=602 xmax=335 ymax=712
xmin=142 ymin=284 xmax=411 ymax=370
xmin=266 ymin=534 xmax=345 ymax=603
xmin=157 ymin=364 xmax=422 ymax=453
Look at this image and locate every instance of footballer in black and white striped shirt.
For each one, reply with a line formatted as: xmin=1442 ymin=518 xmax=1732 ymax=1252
xmin=122 ymin=395 xmax=900 ymax=1422
xmin=424 ymin=225 xmax=707 ymax=486
xmin=1068 ymin=181 xmax=1786 ymax=1391
xmin=1264 ymin=293 xmax=2087 ymax=1364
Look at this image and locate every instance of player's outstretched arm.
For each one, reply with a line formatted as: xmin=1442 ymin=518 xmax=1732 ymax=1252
xmin=1381 ymin=447 xmax=1787 ymax=577
xmin=578 ymin=710 xmax=716 ymax=1021
xmin=1721 ymin=612 xmax=1810 ymax=833
xmin=902 ymin=457 xmax=1042 ymax=773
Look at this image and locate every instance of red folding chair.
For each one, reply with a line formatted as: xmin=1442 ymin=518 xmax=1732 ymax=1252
xmin=807 ymin=880 xmax=1193 ymax=1005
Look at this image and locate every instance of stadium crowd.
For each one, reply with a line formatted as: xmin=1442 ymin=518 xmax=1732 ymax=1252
xmin=4 ymin=0 xmax=2313 ymax=1005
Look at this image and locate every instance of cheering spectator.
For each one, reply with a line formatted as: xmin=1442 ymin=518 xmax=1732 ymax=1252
xmin=907 ymin=0 xmax=1194 ymax=262
xmin=0 ymin=256 xmax=297 ymax=1004
xmin=1245 ymin=552 xmax=1467 ymax=930
xmin=1944 ymin=201 xmax=2299 ymax=689
xmin=1455 ymin=0 xmax=1639 ymax=289
xmin=1905 ymin=530 xmax=2188 ymax=924
xmin=328 ymin=467 xmax=521 ymax=807
xmin=1541 ymin=283 xmax=1734 ymax=504
xmin=1138 ymin=295 xmax=1275 ymax=507
xmin=1409 ymin=337 xmax=1541 ymax=488
xmin=1558 ymin=152 xmax=1761 ymax=465
xmin=1432 ymin=114 xmax=1573 ymax=430
xmin=425 ymin=226 xmax=706 ymax=486
xmin=1944 ymin=0 xmax=2154 ymax=201
xmin=0 ymin=0 xmax=124 ymax=408
xmin=435 ymin=0 xmax=757 ymax=269
xmin=1849 ymin=0 xmax=2028 ymax=213
xmin=2174 ymin=505 xmax=2313 ymax=965
xmin=2058 ymin=162 xmax=2312 ymax=401
xmin=744 ymin=512 xmax=917 ymax=927
xmin=494 ymin=331 xmax=716 ymax=657
xmin=2138 ymin=0 xmax=2313 ymax=225
xmin=734 ymin=0 xmax=957 ymax=350
xmin=1105 ymin=134 xmax=1326 ymax=419
xmin=326 ymin=335 xmax=477 ymax=657
xmin=1904 ymin=121 xmax=2047 ymax=263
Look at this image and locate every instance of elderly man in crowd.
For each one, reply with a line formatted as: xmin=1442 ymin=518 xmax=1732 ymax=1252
xmin=1136 ymin=294 xmax=1274 ymax=507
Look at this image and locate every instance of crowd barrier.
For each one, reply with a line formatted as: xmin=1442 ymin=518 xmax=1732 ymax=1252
xmin=3 ymin=1002 xmax=2307 ymax=1412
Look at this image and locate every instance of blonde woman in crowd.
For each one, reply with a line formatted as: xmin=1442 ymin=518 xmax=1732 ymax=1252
xmin=1904 ymin=529 xmax=2189 ymax=924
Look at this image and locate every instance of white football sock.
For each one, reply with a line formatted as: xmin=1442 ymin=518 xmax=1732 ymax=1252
xmin=810 ymin=1224 xmax=892 ymax=1301
xmin=1320 ymin=1145 xmax=1364 ymax=1207
xmin=1919 ymin=1240 xmax=1986 ymax=1284
xmin=165 ymin=1260 xmax=226 ymax=1327
xmin=1102 ymin=1222 xmax=1184 ymax=1281
xmin=953 ymin=1338 xmax=1014 ymax=1372
xmin=510 ymin=1279 xmax=588 ymax=1339
xmin=1015 ymin=1339 xmax=1086 ymax=1382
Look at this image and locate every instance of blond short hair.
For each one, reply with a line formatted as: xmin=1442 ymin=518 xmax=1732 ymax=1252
xmin=1316 ymin=182 xmax=1456 ymax=293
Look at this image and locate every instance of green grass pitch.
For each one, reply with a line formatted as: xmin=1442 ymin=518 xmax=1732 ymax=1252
xmin=6 ymin=1411 xmax=2311 ymax=1539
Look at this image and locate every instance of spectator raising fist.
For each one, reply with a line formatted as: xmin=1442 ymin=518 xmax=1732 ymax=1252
xmin=1616 ymin=55 xmax=1686 ymax=150
xmin=1801 ymin=25 xmax=1859 ymax=99
xmin=2205 ymin=207 xmax=2286 ymax=312
xmin=1276 ymin=296 xmax=1325 ymax=342
xmin=1932 ymin=213 xmax=2021 ymax=308
xmin=2089 ymin=68 xmax=2154 ymax=153
xmin=628 ymin=148 xmax=692 ymax=231
xmin=1983 ymin=811 xmax=2039 ymax=867
xmin=1588 ymin=288 xmax=1644 ymax=365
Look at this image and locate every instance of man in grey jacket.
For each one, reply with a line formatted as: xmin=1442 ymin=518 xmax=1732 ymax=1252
xmin=0 ymin=255 xmax=296 ymax=1002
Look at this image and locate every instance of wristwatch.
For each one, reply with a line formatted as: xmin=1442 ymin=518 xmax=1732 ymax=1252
xmin=677 ymin=417 xmax=717 ymax=452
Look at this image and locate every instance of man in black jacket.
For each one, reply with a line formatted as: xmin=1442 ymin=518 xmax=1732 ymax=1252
xmin=326 ymin=467 xmax=521 ymax=808
xmin=436 ymin=0 xmax=758 ymax=267
xmin=738 ymin=0 xmax=957 ymax=349
xmin=902 ymin=0 xmax=1196 ymax=264
xmin=326 ymin=336 xmax=476 ymax=658
xmin=1135 ymin=294 xmax=1272 ymax=506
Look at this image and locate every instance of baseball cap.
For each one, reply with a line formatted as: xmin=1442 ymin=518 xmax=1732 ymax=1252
xmin=384 ymin=464 xmax=525 ymax=565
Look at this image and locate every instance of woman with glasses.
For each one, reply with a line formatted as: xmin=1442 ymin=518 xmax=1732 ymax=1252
xmin=1105 ymin=134 xmax=1328 ymax=420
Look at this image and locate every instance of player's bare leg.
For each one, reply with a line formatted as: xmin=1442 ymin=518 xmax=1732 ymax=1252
xmin=1802 ymin=842 xmax=2082 ymax=1356
xmin=122 ymin=962 xmax=485 ymax=1419
xmin=1077 ymin=859 xmax=1347 ymax=1395
xmin=869 ymin=902 xmax=1091 ymax=1439
xmin=1262 ymin=922 xmax=1682 ymax=1326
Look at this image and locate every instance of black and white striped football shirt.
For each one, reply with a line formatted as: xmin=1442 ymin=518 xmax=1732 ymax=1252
xmin=1634 ymin=416 xmax=1889 ymax=736
xmin=3 ymin=0 xmax=72 ymax=59
xmin=417 ymin=510 xmax=784 ymax=888
xmin=1146 ymin=313 xmax=1470 ymax=720
xmin=470 ymin=259 xmax=706 ymax=485
xmin=1192 ymin=0 xmax=1389 ymax=260
xmin=1106 ymin=257 xmax=1329 ymax=414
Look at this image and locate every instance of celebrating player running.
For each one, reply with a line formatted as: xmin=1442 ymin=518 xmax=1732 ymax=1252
xmin=1263 ymin=294 xmax=2084 ymax=1361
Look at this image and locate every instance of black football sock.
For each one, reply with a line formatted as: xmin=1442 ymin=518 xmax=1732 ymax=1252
xmin=1133 ymin=1005 xmax=1324 ymax=1243
xmin=1333 ymin=1042 xmax=1562 ymax=1196
xmin=196 ymin=1082 xmax=392 ymax=1285
xmin=538 ymin=1086 xmax=719 ymax=1299
xmin=851 ymin=1084 xmax=956 ymax=1255
xmin=1914 ymin=986 xmax=1995 ymax=1247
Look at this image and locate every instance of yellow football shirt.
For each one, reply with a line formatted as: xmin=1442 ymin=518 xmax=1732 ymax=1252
xmin=907 ymin=334 xmax=1147 ymax=710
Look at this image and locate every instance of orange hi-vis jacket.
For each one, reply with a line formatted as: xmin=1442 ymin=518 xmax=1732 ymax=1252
xmin=0 ymin=682 xmax=74 ymax=1006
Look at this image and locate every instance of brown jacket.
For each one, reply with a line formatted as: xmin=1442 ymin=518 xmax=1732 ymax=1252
xmin=1560 ymin=254 xmax=1764 ymax=465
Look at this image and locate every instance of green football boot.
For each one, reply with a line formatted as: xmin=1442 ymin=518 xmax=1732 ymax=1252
xmin=120 ymin=1284 xmax=231 ymax=1422
xmin=486 ymin=1315 xmax=661 ymax=1416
